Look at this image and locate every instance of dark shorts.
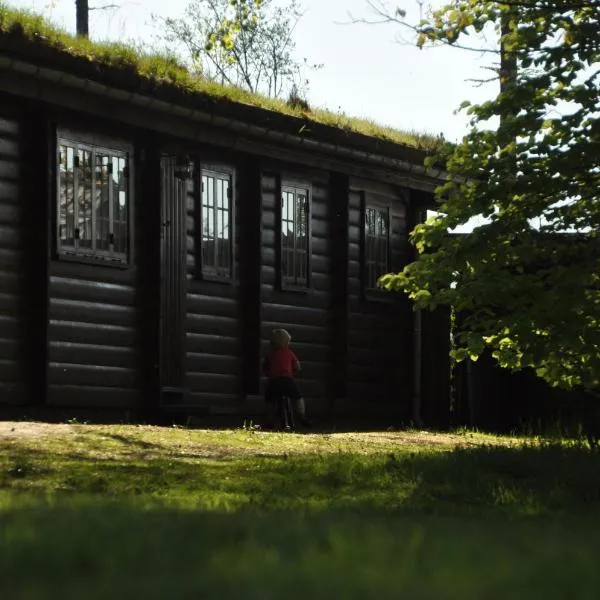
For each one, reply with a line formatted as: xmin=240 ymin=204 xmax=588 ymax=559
xmin=265 ymin=377 xmax=302 ymax=403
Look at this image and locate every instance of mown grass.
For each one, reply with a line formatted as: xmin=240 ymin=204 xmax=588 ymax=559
xmin=1 ymin=423 xmax=600 ymax=599
xmin=0 ymin=3 xmax=442 ymax=150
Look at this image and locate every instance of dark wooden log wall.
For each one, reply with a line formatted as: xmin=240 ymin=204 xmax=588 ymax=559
xmin=184 ymin=162 xmax=243 ymax=411
xmin=47 ymin=264 xmax=141 ymax=407
xmin=260 ymin=169 xmax=334 ymax=415
xmin=0 ymin=111 xmax=28 ymax=405
xmin=0 ymin=94 xmax=431 ymax=419
xmin=345 ymin=177 xmax=413 ymax=420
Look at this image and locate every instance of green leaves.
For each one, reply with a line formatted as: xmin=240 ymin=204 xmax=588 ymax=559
xmin=387 ymin=1 xmax=600 ymax=393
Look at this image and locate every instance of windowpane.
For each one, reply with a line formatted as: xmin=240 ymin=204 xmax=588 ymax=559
xmin=77 ymin=149 xmax=93 ymax=248
xmin=58 ymin=145 xmax=75 ymax=248
xmin=281 ymin=192 xmax=288 ymax=221
xmin=207 ymin=177 xmax=214 ymax=207
xmin=286 ymin=194 xmax=294 ymax=228
xmin=94 ymin=153 xmax=110 ymax=252
xmin=216 ymin=178 xmax=223 ymax=209
xmin=223 ymin=180 xmax=230 ymax=210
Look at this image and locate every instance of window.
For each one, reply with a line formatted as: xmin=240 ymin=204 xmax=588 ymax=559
xmin=280 ymin=184 xmax=310 ymax=288
xmin=201 ymin=169 xmax=233 ymax=279
xmin=363 ymin=204 xmax=390 ymax=290
xmin=57 ymin=133 xmax=130 ymax=264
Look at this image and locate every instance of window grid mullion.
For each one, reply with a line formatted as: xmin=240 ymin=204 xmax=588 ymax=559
xmin=73 ymin=145 xmax=79 ymax=250
xmin=292 ymin=191 xmax=297 ymax=285
xmin=91 ymin=149 xmax=96 ymax=251
xmin=305 ymin=194 xmax=309 ymax=284
xmin=226 ymin=176 xmax=232 ymax=276
xmin=213 ymin=177 xmax=218 ymax=271
xmin=57 ymin=146 xmax=62 ymax=247
xmin=108 ymin=154 xmax=114 ymax=254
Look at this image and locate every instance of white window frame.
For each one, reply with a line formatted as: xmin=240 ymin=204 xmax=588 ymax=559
xmin=363 ymin=199 xmax=391 ymax=291
xmin=280 ymin=183 xmax=311 ymax=290
xmin=199 ymin=165 xmax=234 ymax=280
xmin=56 ymin=129 xmax=132 ymax=265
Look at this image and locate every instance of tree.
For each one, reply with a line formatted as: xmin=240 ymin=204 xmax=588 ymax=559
xmin=377 ymin=1 xmax=600 ymax=392
xmin=154 ymin=0 xmax=320 ymax=99
xmin=75 ymin=0 xmax=88 ymax=36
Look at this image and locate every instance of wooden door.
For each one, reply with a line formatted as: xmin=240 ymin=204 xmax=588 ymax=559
xmin=159 ymin=156 xmax=188 ymax=405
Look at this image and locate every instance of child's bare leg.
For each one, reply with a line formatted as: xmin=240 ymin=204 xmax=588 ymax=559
xmin=280 ymin=398 xmax=292 ymax=430
xmin=296 ymin=397 xmax=306 ymax=418
xmin=295 ymin=398 xmax=312 ymax=427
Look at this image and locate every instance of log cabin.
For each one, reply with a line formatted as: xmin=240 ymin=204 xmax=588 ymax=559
xmin=0 ymin=8 xmax=451 ymax=425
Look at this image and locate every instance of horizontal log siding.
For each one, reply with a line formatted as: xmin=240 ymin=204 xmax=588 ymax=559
xmin=260 ymin=171 xmax=333 ymax=415
xmin=0 ymin=115 xmax=27 ymax=404
xmin=346 ymin=178 xmax=413 ymax=419
xmin=47 ymin=261 xmax=141 ymax=407
xmin=185 ymin=169 xmax=242 ymax=410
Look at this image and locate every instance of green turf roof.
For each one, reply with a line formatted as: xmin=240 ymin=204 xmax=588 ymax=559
xmin=0 ymin=3 xmax=443 ymax=152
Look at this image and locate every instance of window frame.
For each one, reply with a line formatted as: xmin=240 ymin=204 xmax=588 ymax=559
xmin=277 ymin=179 xmax=312 ymax=292
xmin=197 ymin=163 xmax=235 ymax=283
xmin=361 ymin=192 xmax=392 ymax=296
xmin=55 ymin=128 xmax=133 ymax=267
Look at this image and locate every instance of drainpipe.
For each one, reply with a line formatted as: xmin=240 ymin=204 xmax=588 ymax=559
xmin=413 ymin=306 xmax=425 ymax=428
xmin=466 ymin=357 xmax=475 ymax=427
xmin=411 ymin=202 xmax=425 ymax=429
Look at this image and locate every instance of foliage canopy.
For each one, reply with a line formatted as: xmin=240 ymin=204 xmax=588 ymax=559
xmin=382 ymin=0 xmax=600 ymax=391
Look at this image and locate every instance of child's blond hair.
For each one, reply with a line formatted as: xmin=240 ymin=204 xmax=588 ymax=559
xmin=270 ymin=328 xmax=291 ymax=349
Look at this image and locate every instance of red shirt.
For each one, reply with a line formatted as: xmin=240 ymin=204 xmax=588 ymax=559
xmin=265 ymin=347 xmax=298 ymax=379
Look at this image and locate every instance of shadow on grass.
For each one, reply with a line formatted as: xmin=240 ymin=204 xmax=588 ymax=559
xmin=2 ymin=497 xmax=600 ymax=600
xmin=3 ymin=440 xmax=600 ymax=598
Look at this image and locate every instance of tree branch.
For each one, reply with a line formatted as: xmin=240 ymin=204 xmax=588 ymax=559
xmin=89 ymin=3 xmax=120 ymax=11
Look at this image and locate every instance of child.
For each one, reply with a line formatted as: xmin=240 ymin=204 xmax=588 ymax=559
xmin=262 ymin=328 xmax=310 ymax=429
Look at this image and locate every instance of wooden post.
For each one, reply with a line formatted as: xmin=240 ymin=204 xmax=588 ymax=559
xmin=21 ymin=108 xmax=51 ymax=408
xmin=136 ymin=140 xmax=162 ymax=422
xmin=76 ymin=0 xmax=89 ymax=38
xmin=240 ymin=158 xmax=263 ymax=397
xmin=500 ymin=10 xmax=518 ymax=97
xmin=329 ymin=172 xmax=350 ymax=420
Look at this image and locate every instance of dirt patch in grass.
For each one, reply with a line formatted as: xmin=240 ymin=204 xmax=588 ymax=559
xmin=329 ymin=431 xmax=480 ymax=447
xmin=0 ymin=421 xmax=515 ymax=456
xmin=0 ymin=421 xmax=75 ymax=439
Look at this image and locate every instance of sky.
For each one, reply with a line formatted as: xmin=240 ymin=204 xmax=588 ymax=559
xmin=7 ymin=0 xmax=499 ymax=143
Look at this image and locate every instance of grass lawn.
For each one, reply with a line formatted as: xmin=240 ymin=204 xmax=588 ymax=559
xmin=1 ymin=422 xmax=600 ymax=599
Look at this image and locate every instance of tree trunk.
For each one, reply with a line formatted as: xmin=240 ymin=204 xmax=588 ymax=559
xmin=500 ymin=11 xmax=518 ymax=96
xmin=76 ymin=0 xmax=89 ymax=37
xmin=499 ymin=9 xmax=518 ymax=185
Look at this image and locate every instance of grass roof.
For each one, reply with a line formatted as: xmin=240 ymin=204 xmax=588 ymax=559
xmin=0 ymin=3 xmax=443 ymax=152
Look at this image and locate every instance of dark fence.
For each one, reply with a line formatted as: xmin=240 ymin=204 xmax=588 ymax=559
xmin=452 ymin=352 xmax=599 ymax=436
xmin=418 ymin=305 xmax=598 ymax=436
